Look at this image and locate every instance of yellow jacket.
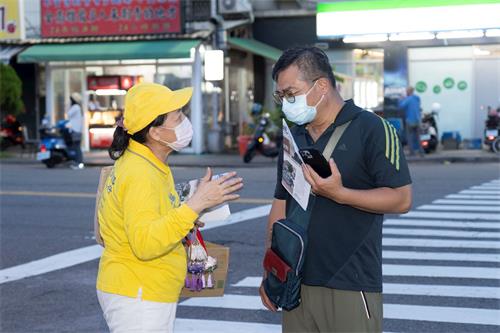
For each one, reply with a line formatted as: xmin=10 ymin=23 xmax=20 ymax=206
xmin=96 ymin=139 xmax=198 ymax=302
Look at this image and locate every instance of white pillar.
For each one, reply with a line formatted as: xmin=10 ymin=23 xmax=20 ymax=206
xmin=45 ymin=63 xmax=54 ymax=124
xmin=81 ymin=68 xmax=90 ymax=152
xmin=191 ymin=45 xmax=204 ymax=154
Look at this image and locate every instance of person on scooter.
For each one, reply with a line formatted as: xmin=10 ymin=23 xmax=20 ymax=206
xmin=66 ymin=92 xmax=84 ymax=169
xmin=96 ymin=83 xmax=243 ymax=333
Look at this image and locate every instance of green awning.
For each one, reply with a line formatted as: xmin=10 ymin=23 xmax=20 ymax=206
xmin=18 ymin=40 xmax=200 ymax=63
xmin=227 ymin=37 xmax=282 ymax=62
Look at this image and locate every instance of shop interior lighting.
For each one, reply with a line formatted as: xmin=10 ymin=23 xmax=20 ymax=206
xmin=389 ymin=32 xmax=435 ymax=41
xmin=343 ymin=34 xmax=388 ymax=43
xmin=317 ymin=2 xmax=500 ymax=38
xmin=485 ymin=29 xmax=500 ymax=38
xmin=436 ymin=30 xmax=484 ymax=40
xmin=95 ymin=89 xmax=127 ymax=96
xmin=473 ymin=47 xmax=491 ymax=56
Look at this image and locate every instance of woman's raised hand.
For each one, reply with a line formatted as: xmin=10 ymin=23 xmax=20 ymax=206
xmin=186 ymin=168 xmax=243 ymax=214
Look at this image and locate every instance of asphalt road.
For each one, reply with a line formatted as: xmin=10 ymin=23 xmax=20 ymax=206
xmin=1 ymin=160 xmax=499 ymax=332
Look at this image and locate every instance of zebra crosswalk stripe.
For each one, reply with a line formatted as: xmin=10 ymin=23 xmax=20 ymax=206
xmin=432 ymin=199 xmax=500 ymax=205
xmin=174 ymin=318 xmax=280 ymax=333
xmin=383 ymin=227 xmax=500 ymax=238
xmin=403 ymin=211 xmax=500 ymax=220
xmin=230 ymin=277 xmax=500 ymax=299
xmin=177 ymin=178 xmax=500 ymax=330
xmin=384 ymin=218 xmax=500 ymax=229
xmin=417 ymin=204 xmax=500 ymax=212
xmin=180 ymin=295 xmax=500 ymax=326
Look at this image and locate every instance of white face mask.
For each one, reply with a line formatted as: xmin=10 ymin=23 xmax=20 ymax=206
xmin=158 ymin=117 xmax=194 ymax=151
xmin=282 ymin=81 xmax=324 ymax=125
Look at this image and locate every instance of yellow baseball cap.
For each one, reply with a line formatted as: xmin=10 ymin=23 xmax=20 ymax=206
xmin=123 ymin=83 xmax=193 ymax=135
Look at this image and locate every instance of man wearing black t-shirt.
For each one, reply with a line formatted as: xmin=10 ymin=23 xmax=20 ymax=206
xmin=259 ymin=47 xmax=412 ymax=332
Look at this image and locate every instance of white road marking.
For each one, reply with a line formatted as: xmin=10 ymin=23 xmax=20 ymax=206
xmin=231 ymin=277 xmax=500 ymax=299
xmin=174 ymin=318 xmax=280 ymax=333
xmin=446 ymin=194 xmax=500 ymax=200
xmin=460 ymin=190 xmax=500 ymax=195
xmin=402 ymin=211 xmax=500 ymax=221
xmin=235 ymin=265 xmax=496 ymax=280
xmin=433 ymin=199 xmax=500 ymax=205
xmin=383 ymin=228 xmax=500 ymax=238
xmin=383 ymin=283 xmax=500 ymax=299
xmin=383 ymin=304 xmax=500 ymax=326
xmin=384 ymin=218 xmax=500 ymax=229
xmin=417 ymin=205 xmax=500 ymax=212
xmin=382 ymin=250 xmax=500 ymax=263
xmin=382 ymin=237 xmax=500 ymax=249
xmin=180 ymin=294 xmax=500 ymax=325
xmin=0 ymin=245 xmax=103 ymax=284
xmin=470 ymin=186 xmax=500 ymax=190
xmin=383 ymin=264 xmax=500 ymax=279
xmin=0 ymin=205 xmax=271 ymax=284
xmin=180 ymin=294 xmax=267 ymax=311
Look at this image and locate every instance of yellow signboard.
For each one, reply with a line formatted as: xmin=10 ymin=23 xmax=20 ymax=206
xmin=0 ymin=0 xmax=24 ymax=40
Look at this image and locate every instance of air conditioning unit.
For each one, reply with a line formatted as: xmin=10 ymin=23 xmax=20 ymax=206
xmin=218 ymin=0 xmax=252 ymax=14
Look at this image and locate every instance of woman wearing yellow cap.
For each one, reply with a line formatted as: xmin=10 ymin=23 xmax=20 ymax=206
xmin=96 ymin=83 xmax=243 ymax=332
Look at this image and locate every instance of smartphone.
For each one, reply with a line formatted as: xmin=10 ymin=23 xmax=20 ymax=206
xmin=299 ymin=148 xmax=332 ymax=178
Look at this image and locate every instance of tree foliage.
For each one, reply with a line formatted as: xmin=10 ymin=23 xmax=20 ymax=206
xmin=0 ymin=64 xmax=24 ymax=117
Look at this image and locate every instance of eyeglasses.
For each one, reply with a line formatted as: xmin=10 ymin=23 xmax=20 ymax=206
xmin=273 ymin=77 xmax=322 ymax=105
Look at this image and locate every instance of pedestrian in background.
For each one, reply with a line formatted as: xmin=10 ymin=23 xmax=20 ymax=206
xmin=260 ymin=47 xmax=412 ymax=332
xmin=66 ymin=92 xmax=84 ymax=169
xmin=399 ymin=86 xmax=424 ymax=157
xmin=96 ymin=83 xmax=243 ymax=333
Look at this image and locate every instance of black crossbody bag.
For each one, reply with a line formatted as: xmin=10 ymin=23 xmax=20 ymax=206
xmin=262 ymin=121 xmax=351 ymax=311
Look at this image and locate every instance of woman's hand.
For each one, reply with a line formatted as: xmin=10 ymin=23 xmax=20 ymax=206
xmin=186 ymin=168 xmax=243 ymax=214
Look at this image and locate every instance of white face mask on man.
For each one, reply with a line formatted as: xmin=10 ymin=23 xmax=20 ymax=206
xmin=282 ymin=81 xmax=324 ymax=125
xmin=157 ymin=116 xmax=194 ymax=151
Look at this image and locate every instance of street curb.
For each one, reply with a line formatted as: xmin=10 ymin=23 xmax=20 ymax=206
xmin=406 ymin=156 xmax=500 ymax=164
xmin=2 ymin=155 xmax=499 ymax=167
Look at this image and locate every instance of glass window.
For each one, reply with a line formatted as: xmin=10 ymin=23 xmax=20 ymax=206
xmin=52 ymin=69 xmax=66 ymax=122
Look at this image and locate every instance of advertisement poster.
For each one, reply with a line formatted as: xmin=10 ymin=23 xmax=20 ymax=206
xmin=281 ymin=119 xmax=311 ymax=211
xmin=176 ymin=173 xmax=231 ymax=224
xmin=0 ymin=0 xmax=24 ymax=40
xmin=41 ymin=0 xmax=181 ymax=38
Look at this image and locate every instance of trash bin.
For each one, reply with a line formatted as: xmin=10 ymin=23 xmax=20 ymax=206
xmin=441 ymin=131 xmax=462 ymax=150
xmin=237 ymin=135 xmax=252 ymax=157
xmin=208 ymin=129 xmax=224 ymax=153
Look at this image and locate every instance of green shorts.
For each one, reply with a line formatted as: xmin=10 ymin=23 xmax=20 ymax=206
xmin=282 ymin=284 xmax=382 ymax=333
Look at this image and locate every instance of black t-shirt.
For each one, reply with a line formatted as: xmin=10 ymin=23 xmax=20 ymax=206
xmin=274 ymin=100 xmax=412 ymax=292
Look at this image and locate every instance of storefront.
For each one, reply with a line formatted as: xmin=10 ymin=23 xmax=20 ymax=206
xmin=18 ymin=39 xmax=207 ymax=153
xmin=316 ymin=0 xmax=500 ymax=141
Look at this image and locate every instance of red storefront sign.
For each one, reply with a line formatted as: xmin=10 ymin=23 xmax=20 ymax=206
xmin=87 ymin=75 xmax=141 ymax=90
xmin=41 ymin=0 xmax=181 ymax=38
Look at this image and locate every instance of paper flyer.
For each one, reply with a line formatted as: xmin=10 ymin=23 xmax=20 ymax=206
xmin=281 ymin=119 xmax=311 ymax=210
xmin=175 ymin=174 xmax=231 ymax=223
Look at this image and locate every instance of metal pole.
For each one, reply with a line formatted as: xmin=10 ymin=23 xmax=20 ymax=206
xmin=45 ymin=63 xmax=54 ymax=125
xmin=191 ymin=45 xmax=204 ymax=154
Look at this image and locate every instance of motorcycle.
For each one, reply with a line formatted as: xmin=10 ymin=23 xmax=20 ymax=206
xmin=243 ymin=106 xmax=282 ymax=163
xmin=484 ymin=113 xmax=499 ymax=153
xmin=0 ymin=115 xmax=25 ymax=151
xmin=37 ymin=120 xmax=78 ymax=168
xmin=420 ymin=103 xmax=439 ymax=154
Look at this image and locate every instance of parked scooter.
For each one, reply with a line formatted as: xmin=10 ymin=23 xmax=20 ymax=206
xmin=420 ymin=103 xmax=439 ymax=153
xmin=243 ymin=104 xmax=282 ymax=163
xmin=484 ymin=109 xmax=499 ymax=153
xmin=0 ymin=115 xmax=25 ymax=151
xmin=37 ymin=119 xmax=78 ymax=168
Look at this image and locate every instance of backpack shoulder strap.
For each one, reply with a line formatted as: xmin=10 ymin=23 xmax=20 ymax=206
xmin=322 ymin=120 xmax=352 ymax=160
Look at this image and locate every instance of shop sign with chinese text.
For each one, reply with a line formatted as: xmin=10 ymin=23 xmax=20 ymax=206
xmin=41 ymin=0 xmax=181 ymax=38
xmin=0 ymin=0 xmax=25 ymax=40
